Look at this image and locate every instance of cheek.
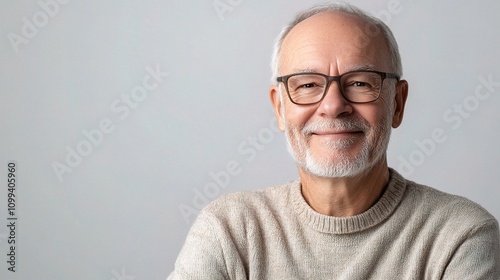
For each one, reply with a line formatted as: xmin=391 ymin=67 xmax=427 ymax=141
xmin=355 ymin=106 xmax=381 ymax=125
xmin=283 ymin=104 xmax=316 ymax=128
xmin=353 ymin=104 xmax=392 ymax=138
xmin=369 ymin=95 xmax=395 ymax=125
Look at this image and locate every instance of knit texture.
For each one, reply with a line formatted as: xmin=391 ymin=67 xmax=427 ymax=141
xmin=168 ymin=169 xmax=500 ymax=279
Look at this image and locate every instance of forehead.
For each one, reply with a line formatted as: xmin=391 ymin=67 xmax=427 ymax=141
xmin=280 ymin=11 xmax=391 ymax=74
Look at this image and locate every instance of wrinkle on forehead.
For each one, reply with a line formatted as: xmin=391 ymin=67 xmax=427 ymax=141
xmin=290 ymin=63 xmax=377 ymax=75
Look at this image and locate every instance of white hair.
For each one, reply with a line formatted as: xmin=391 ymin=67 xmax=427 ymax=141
xmin=270 ymin=2 xmax=403 ymax=84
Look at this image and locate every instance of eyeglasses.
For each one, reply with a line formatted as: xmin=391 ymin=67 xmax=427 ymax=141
xmin=276 ymin=70 xmax=400 ymax=105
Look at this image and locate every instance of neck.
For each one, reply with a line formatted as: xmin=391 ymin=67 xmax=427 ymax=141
xmin=298 ymin=157 xmax=390 ymax=217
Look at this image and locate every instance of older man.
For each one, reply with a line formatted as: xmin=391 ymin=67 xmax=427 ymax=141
xmin=168 ymin=3 xmax=500 ymax=279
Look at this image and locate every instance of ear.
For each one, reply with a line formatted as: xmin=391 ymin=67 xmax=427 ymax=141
xmin=270 ymin=85 xmax=286 ymax=131
xmin=392 ymin=80 xmax=408 ymax=128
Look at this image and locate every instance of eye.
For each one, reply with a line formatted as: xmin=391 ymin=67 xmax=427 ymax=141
xmin=348 ymin=81 xmax=370 ymax=88
xmin=353 ymin=81 xmax=367 ymax=87
xmin=287 ymin=74 xmax=325 ymax=92
xmin=300 ymin=83 xmax=317 ymax=88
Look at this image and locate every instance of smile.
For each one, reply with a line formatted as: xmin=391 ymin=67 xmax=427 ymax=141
xmin=312 ymin=130 xmax=363 ymax=135
xmin=311 ymin=130 xmax=364 ymax=140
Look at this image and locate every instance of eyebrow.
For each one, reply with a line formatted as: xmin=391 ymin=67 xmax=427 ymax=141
xmin=291 ymin=68 xmax=320 ymax=73
xmin=291 ymin=64 xmax=377 ymax=75
xmin=345 ymin=64 xmax=377 ymax=72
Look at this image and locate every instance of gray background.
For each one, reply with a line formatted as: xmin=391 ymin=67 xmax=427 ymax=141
xmin=1 ymin=0 xmax=499 ymax=279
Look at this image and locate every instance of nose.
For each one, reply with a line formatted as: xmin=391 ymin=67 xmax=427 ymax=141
xmin=316 ymin=81 xmax=353 ymax=117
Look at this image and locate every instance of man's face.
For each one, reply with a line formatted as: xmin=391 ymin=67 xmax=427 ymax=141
xmin=271 ymin=12 xmax=407 ymax=178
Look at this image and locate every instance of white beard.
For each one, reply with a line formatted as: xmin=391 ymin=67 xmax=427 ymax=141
xmin=284 ymin=109 xmax=392 ymax=178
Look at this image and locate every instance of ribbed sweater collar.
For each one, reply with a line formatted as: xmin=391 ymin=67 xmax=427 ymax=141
xmin=291 ymin=168 xmax=407 ymax=234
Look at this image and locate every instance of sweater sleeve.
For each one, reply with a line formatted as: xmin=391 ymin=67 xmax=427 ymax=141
xmin=442 ymin=219 xmax=500 ymax=279
xmin=167 ymin=208 xmax=247 ymax=280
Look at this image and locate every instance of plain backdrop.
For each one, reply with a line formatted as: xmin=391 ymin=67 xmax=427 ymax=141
xmin=1 ymin=0 xmax=499 ymax=279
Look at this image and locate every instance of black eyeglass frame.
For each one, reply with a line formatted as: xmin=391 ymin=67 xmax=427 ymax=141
xmin=276 ymin=70 xmax=400 ymax=105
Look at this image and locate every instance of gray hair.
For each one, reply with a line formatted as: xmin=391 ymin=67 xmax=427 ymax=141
xmin=270 ymin=2 xmax=403 ymax=84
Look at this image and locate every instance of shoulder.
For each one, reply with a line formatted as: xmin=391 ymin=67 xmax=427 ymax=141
xmin=402 ymin=177 xmax=497 ymax=229
xmin=398 ymin=179 xmax=500 ymax=277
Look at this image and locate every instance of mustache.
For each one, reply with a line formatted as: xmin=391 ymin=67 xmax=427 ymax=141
xmin=301 ymin=117 xmax=370 ymax=135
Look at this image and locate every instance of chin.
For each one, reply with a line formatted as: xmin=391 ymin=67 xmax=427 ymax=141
xmin=301 ymin=147 xmax=386 ymax=178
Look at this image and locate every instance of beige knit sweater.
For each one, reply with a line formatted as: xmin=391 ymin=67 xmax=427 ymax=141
xmin=168 ymin=169 xmax=500 ymax=279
